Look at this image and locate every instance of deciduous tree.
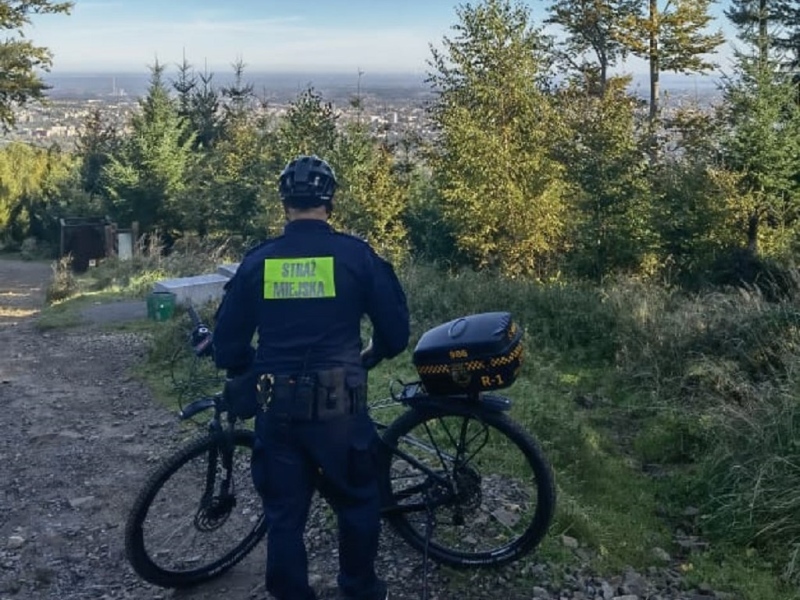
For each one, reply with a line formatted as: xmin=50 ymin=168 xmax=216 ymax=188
xmin=545 ymin=0 xmax=640 ymax=94
xmin=616 ymin=0 xmax=724 ymax=125
xmin=0 ymin=0 xmax=71 ymax=130
xmin=0 ymin=142 xmax=79 ymax=246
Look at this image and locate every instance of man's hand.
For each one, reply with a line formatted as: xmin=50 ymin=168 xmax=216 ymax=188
xmin=360 ymin=339 xmax=382 ymax=370
xmin=223 ymin=371 xmax=259 ymax=420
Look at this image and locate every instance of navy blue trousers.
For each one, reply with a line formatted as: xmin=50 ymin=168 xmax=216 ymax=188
xmin=251 ymin=410 xmax=385 ymax=600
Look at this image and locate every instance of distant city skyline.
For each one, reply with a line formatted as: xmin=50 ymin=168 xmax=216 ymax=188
xmin=27 ymin=0 xmax=737 ymax=77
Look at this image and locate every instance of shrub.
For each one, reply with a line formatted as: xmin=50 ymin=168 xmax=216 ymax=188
xmin=705 ymin=247 xmax=797 ymax=302
xmin=399 ymin=261 xmax=618 ymax=362
xmin=45 ymin=255 xmax=77 ymax=303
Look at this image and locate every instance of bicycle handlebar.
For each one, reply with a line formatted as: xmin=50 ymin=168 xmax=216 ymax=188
xmin=186 ymin=302 xmax=377 ymax=369
xmin=186 ymin=303 xmax=203 ymax=328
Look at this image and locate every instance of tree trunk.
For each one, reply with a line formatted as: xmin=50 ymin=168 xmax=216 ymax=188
xmin=648 ymin=0 xmax=660 ymax=159
xmin=747 ymin=213 xmax=759 ymax=254
xmin=758 ymin=0 xmax=768 ymax=66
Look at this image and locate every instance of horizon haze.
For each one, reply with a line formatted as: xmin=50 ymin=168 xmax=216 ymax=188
xmin=40 ymin=70 xmax=725 ymax=106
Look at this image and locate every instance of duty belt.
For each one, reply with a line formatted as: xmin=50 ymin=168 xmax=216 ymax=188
xmin=256 ymin=368 xmax=367 ymax=422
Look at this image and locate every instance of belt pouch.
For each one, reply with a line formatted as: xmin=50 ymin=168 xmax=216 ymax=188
xmin=293 ymin=375 xmax=316 ymax=420
xmin=316 ymin=368 xmax=347 ymax=421
xmin=266 ymin=375 xmax=314 ymax=421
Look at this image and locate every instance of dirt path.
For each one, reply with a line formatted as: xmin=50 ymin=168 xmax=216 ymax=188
xmin=0 ymin=260 xmax=275 ymax=600
xmin=0 ymin=258 xmax=722 ymax=600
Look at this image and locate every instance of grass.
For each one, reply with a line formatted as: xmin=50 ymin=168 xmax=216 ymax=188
xmin=505 ymin=368 xmax=673 ymax=569
xmin=682 ymin=548 xmax=800 ymax=600
xmin=37 ymin=289 xmax=141 ymax=330
xmin=34 ymin=253 xmax=800 ymax=600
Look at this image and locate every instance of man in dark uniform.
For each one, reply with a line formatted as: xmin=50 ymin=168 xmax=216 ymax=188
xmin=213 ymin=154 xmax=409 ymax=600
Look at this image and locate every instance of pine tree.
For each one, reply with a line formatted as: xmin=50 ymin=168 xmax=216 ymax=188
xmin=75 ymin=108 xmax=118 ymax=199
xmin=427 ymin=0 xmax=568 ymax=278
xmin=719 ymin=51 xmax=800 ymax=255
xmin=330 ymin=126 xmax=409 ymax=260
xmin=275 ymin=86 xmax=339 ymax=159
xmin=178 ymin=63 xmax=274 ymax=240
xmin=189 ymin=67 xmax=221 ymax=150
xmin=727 ymin=0 xmax=800 ymax=70
xmin=171 ymin=58 xmax=222 ymax=150
xmin=220 ymin=58 xmax=255 ymax=129
xmin=552 ymin=80 xmax=652 ymax=280
xmin=172 ymin=55 xmax=196 ymax=118
xmin=101 ymin=62 xmax=195 ymax=235
xmin=774 ymin=0 xmax=800 ymax=69
xmin=726 ymin=0 xmax=775 ymax=63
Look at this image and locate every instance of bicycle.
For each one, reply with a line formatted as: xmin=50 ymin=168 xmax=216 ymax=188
xmin=124 ymin=306 xmax=556 ymax=589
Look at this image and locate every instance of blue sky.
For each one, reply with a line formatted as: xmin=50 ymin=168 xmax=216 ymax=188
xmin=26 ymin=0 xmax=735 ymax=75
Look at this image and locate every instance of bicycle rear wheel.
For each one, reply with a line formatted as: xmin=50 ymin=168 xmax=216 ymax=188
xmin=379 ymin=403 xmax=555 ymax=569
xmin=125 ymin=429 xmax=267 ymax=588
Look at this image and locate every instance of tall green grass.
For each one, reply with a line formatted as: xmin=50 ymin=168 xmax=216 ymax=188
xmin=400 ymin=262 xmax=619 ymax=362
xmin=607 ymin=279 xmax=800 ymax=585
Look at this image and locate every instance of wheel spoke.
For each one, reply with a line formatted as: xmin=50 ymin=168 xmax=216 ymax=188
xmin=125 ymin=432 xmax=267 ymax=587
xmin=381 ymin=406 xmax=554 ymax=568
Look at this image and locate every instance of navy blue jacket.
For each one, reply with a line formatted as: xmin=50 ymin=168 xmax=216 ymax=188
xmin=213 ymin=219 xmax=409 ymax=382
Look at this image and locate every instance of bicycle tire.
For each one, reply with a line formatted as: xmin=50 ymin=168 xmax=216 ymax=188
xmin=125 ymin=429 xmax=267 ymax=588
xmin=378 ymin=402 xmax=555 ymax=569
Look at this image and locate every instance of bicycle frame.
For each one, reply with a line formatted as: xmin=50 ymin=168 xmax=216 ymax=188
xmin=177 ymin=384 xmax=510 ymax=520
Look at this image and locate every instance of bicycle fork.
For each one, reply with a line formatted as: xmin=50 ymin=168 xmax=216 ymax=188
xmin=195 ymin=432 xmax=238 ymax=531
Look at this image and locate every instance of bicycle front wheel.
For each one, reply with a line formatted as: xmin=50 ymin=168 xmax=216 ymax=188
xmin=125 ymin=429 xmax=267 ymax=588
xmin=379 ymin=403 xmax=555 ymax=569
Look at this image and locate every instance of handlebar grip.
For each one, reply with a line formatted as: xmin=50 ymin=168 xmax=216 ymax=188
xmin=186 ymin=303 xmax=202 ymax=327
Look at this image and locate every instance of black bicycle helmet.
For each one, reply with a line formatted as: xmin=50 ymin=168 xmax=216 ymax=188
xmin=278 ymin=155 xmax=337 ymax=206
